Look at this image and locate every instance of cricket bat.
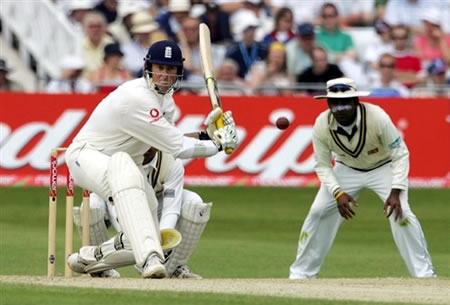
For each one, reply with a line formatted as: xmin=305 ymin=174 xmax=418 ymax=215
xmin=199 ymin=23 xmax=233 ymax=155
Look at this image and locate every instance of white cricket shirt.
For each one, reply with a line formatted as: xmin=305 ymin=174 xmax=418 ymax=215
xmin=72 ymin=78 xmax=184 ymax=165
xmin=312 ymin=102 xmax=409 ymax=196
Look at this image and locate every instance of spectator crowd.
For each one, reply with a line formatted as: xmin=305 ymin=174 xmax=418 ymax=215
xmin=1 ymin=0 xmax=449 ymax=97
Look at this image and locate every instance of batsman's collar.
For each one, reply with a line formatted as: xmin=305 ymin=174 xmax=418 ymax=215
xmin=314 ymin=77 xmax=370 ymax=99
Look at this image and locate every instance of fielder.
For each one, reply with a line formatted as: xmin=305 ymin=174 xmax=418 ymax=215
xmin=71 ymin=147 xmax=214 ymax=278
xmin=65 ymin=40 xmax=238 ymax=279
xmin=289 ymin=77 xmax=436 ymax=279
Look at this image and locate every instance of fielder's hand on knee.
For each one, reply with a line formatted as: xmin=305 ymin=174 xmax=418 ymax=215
xmin=336 ymin=193 xmax=358 ymax=219
xmin=212 ymin=125 xmax=238 ymax=151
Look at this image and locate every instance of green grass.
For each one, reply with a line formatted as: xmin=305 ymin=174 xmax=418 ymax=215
xmin=0 ymin=186 xmax=449 ymax=304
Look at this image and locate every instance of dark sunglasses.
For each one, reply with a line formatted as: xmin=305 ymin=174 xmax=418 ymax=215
xmin=380 ymin=63 xmax=395 ymax=68
xmin=328 ymin=84 xmax=355 ymax=93
xmin=322 ymin=14 xmax=337 ymax=18
xmin=392 ymin=36 xmax=407 ymax=40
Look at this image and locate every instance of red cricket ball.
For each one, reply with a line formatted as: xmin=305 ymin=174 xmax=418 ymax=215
xmin=276 ymin=117 xmax=290 ymax=130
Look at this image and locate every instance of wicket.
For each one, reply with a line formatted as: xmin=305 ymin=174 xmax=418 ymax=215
xmin=48 ymin=147 xmax=90 ymax=278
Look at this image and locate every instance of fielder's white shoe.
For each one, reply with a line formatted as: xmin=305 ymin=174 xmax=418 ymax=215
xmin=171 ymin=265 xmax=202 ymax=279
xmin=142 ymin=253 xmax=166 ymax=279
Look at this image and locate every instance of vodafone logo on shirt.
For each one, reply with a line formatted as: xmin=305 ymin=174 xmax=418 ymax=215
xmin=148 ymin=108 xmax=161 ymax=123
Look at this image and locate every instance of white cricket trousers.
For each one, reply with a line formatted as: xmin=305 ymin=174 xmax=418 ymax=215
xmin=289 ymin=162 xmax=436 ymax=279
xmin=65 ymin=142 xmax=163 ymax=266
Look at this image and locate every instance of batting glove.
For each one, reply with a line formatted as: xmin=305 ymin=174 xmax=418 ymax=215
xmin=212 ymin=125 xmax=238 ymax=151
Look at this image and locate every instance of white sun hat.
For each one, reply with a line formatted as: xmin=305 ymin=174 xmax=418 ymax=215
xmin=314 ymin=77 xmax=371 ymax=99
xmin=168 ymin=0 xmax=191 ymax=13
xmin=130 ymin=11 xmax=158 ymax=34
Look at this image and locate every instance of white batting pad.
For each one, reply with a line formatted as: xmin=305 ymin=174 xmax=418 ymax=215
xmin=165 ymin=200 xmax=212 ymax=276
xmin=73 ymin=207 xmax=110 ymax=245
xmin=84 ymin=232 xmax=135 ymax=273
xmin=108 ymin=152 xmax=163 ymax=267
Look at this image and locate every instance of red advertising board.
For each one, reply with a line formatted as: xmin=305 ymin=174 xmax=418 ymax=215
xmin=0 ymin=92 xmax=449 ymax=187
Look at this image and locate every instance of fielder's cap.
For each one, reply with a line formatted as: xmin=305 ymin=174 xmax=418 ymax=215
xmin=427 ymin=58 xmax=446 ymax=75
xmin=168 ymin=0 xmax=191 ymax=12
xmin=104 ymin=43 xmax=123 ymax=58
xmin=314 ymin=77 xmax=371 ymax=99
xmin=130 ymin=11 xmax=158 ymax=33
xmin=421 ymin=8 xmax=441 ymax=26
xmin=0 ymin=58 xmax=11 ymax=72
xmin=60 ymin=55 xmax=85 ymax=70
xmin=297 ymin=22 xmax=315 ymax=36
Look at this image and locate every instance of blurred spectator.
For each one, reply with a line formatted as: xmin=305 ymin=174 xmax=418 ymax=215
xmin=391 ymin=24 xmax=424 ymax=88
xmin=94 ymin=0 xmax=118 ymax=24
xmin=205 ymin=59 xmax=249 ymax=95
xmin=156 ymin=0 xmax=191 ymax=42
xmin=412 ymin=58 xmax=450 ymax=97
xmin=316 ymin=2 xmax=367 ymax=87
xmin=0 ymin=58 xmax=24 ymax=92
xmin=384 ymin=0 xmax=438 ymax=35
xmin=270 ymin=0 xmax=318 ymax=25
xmin=79 ymin=12 xmax=114 ymax=76
xmin=364 ymin=21 xmax=394 ymax=72
xmin=107 ymin=1 xmax=141 ymax=45
xmin=369 ymin=53 xmax=410 ymax=97
xmin=374 ymin=0 xmax=389 ymax=23
xmin=198 ymin=2 xmax=233 ymax=44
xmin=178 ymin=16 xmax=225 ymax=86
xmin=316 ymin=2 xmax=357 ymax=63
xmin=413 ymin=9 xmax=450 ymax=66
xmin=122 ymin=11 xmax=167 ymax=77
xmin=296 ymin=46 xmax=344 ymax=95
xmin=65 ymin=0 xmax=94 ymax=34
xmin=230 ymin=2 xmax=273 ymax=42
xmin=262 ymin=7 xmax=295 ymax=47
xmin=285 ymin=22 xmax=315 ymax=79
xmin=47 ymin=56 xmax=95 ymax=93
xmin=329 ymin=0 xmax=375 ymax=27
xmin=248 ymin=41 xmax=294 ymax=95
xmin=225 ymin=10 xmax=268 ymax=80
xmin=89 ymin=43 xmax=132 ymax=89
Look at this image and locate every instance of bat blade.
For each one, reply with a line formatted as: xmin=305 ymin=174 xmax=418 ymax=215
xmin=199 ymin=23 xmax=234 ymax=154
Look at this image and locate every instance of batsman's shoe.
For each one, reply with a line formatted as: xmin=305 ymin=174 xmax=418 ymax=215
xmin=142 ymin=253 xmax=166 ymax=279
xmin=67 ymin=252 xmax=89 ymax=274
xmin=67 ymin=249 xmax=121 ymax=278
xmin=170 ymin=265 xmax=202 ymax=279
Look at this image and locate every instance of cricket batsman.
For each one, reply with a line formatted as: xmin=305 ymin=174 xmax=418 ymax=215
xmin=65 ymin=40 xmax=238 ymax=278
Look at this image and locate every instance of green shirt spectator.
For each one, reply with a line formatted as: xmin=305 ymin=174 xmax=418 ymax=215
xmin=316 ymin=26 xmax=354 ymax=54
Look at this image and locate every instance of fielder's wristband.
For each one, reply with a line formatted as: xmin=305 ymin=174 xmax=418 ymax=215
xmin=335 ymin=191 xmax=345 ymax=200
xmin=198 ymin=131 xmax=210 ymax=140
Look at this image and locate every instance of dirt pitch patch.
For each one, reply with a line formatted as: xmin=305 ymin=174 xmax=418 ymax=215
xmin=1 ymin=276 xmax=449 ymax=304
